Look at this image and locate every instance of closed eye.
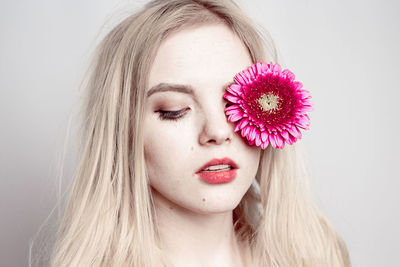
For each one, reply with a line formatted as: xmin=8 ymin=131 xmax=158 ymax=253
xmin=156 ymin=108 xmax=190 ymax=121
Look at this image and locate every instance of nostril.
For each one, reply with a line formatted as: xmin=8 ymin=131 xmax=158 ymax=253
xmin=206 ymin=136 xmax=230 ymax=145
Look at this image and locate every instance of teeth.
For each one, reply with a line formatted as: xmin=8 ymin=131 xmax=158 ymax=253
xmin=202 ymin=164 xmax=232 ymax=172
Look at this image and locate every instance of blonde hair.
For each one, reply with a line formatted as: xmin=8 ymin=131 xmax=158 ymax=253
xmin=38 ymin=0 xmax=351 ymax=266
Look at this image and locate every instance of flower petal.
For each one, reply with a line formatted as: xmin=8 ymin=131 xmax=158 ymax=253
xmin=225 ymin=104 xmax=241 ymax=112
xmin=261 ymin=131 xmax=268 ymax=142
xmin=248 ymin=127 xmax=257 ymax=142
xmin=234 ymin=118 xmax=249 ymax=132
xmin=255 ymin=62 xmax=265 ymax=74
xmin=261 ymin=139 xmax=269 ymax=149
xmin=225 ymin=109 xmax=239 ymax=116
xmin=249 ymin=64 xmax=258 ymax=80
xmin=293 ymin=81 xmax=303 ymax=90
xmin=228 ymin=113 xmax=242 ymax=122
xmin=282 ymin=69 xmax=295 ymax=81
xmin=300 ymin=90 xmax=311 ymax=99
xmin=234 ymin=71 xmax=252 ymax=85
xmin=225 ymin=107 xmax=242 ymax=116
xmin=255 ymin=132 xmax=262 ymax=147
xmin=279 ymin=130 xmax=289 ymax=141
xmin=294 ymin=115 xmax=310 ymax=129
xmin=301 ymin=105 xmax=313 ymax=112
xmin=287 ymin=125 xmax=302 ymax=139
xmin=241 ymin=125 xmax=251 ymax=138
xmin=223 ymin=93 xmax=240 ymax=104
xmin=268 ymin=134 xmax=277 ymax=149
xmin=274 ymin=134 xmax=284 ymax=149
xmin=286 ymin=132 xmax=296 ymax=145
xmin=272 ymin=64 xmax=281 ymax=75
xmin=226 ymin=84 xmax=243 ymax=97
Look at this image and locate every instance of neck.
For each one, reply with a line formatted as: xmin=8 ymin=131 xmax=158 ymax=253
xmin=151 ymin=188 xmax=250 ymax=267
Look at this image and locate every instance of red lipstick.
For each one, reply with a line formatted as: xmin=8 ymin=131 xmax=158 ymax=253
xmin=196 ymin=158 xmax=238 ymax=184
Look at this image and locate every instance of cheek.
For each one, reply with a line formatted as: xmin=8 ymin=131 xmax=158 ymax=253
xmin=143 ymin=120 xmax=194 ymax=180
xmin=238 ymin=143 xmax=262 ymax=177
xmin=233 ymin=132 xmax=262 ymax=159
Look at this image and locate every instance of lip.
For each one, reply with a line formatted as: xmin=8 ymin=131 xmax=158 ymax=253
xmin=196 ymin=157 xmax=238 ymax=184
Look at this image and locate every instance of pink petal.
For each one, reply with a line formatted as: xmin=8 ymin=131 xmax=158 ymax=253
xmin=286 ymin=132 xmax=296 ymax=145
xmin=282 ymin=69 xmax=295 ymax=81
xmin=234 ymin=118 xmax=249 ymax=132
xmin=268 ymin=134 xmax=277 ymax=149
xmin=261 ymin=131 xmax=268 ymax=142
xmin=237 ymin=119 xmax=249 ymax=130
xmin=294 ymin=115 xmax=310 ymax=129
xmin=274 ymin=134 xmax=284 ymax=149
xmin=279 ymin=130 xmax=289 ymax=141
xmin=287 ymin=125 xmax=302 ymax=139
xmin=255 ymin=132 xmax=262 ymax=146
xmin=233 ymin=74 xmax=245 ymax=85
xmin=255 ymin=62 xmax=264 ymax=74
xmin=248 ymin=127 xmax=257 ymax=142
xmin=301 ymin=98 xmax=313 ymax=105
xmin=228 ymin=113 xmax=242 ymax=122
xmin=249 ymin=64 xmax=259 ymax=80
xmin=261 ymin=64 xmax=273 ymax=76
xmin=272 ymin=64 xmax=281 ymax=75
xmin=261 ymin=140 xmax=269 ymax=149
xmin=223 ymin=93 xmax=240 ymax=104
xmin=300 ymin=90 xmax=311 ymax=99
xmin=226 ymin=84 xmax=243 ymax=97
xmin=225 ymin=108 xmax=242 ymax=116
xmin=234 ymin=71 xmax=251 ymax=85
xmin=225 ymin=104 xmax=241 ymax=112
xmin=241 ymin=125 xmax=251 ymax=138
xmin=300 ymin=104 xmax=313 ymax=112
xmin=293 ymin=81 xmax=303 ymax=90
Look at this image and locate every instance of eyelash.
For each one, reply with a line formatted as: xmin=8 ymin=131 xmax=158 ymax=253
xmin=156 ymin=108 xmax=190 ymax=121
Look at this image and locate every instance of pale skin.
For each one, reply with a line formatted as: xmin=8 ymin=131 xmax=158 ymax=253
xmin=143 ymin=23 xmax=261 ymax=267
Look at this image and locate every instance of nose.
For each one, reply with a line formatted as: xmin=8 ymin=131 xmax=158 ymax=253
xmin=198 ymin=109 xmax=233 ymax=146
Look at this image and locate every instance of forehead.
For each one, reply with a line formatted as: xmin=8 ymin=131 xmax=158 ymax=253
xmin=147 ymin=23 xmax=252 ymax=92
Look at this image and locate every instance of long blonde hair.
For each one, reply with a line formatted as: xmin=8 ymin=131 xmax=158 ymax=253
xmin=43 ymin=0 xmax=351 ymax=266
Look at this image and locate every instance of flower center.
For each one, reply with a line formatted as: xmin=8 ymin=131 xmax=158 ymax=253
xmin=257 ymin=93 xmax=281 ymax=112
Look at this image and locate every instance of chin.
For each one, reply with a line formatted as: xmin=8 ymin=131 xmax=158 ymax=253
xmin=190 ymin=192 xmax=245 ymax=215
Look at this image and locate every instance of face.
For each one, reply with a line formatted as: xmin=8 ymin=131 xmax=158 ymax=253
xmin=143 ymin=23 xmax=261 ymax=214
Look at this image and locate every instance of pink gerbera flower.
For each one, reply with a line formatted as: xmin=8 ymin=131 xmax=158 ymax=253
xmin=223 ymin=62 xmax=313 ymax=149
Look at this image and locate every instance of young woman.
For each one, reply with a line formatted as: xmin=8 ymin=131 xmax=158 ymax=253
xmin=48 ymin=0 xmax=351 ymax=266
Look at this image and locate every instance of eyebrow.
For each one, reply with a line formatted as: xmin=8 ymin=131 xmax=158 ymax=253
xmin=146 ymin=82 xmax=233 ymax=98
xmin=146 ymin=83 xmax=195 ymax=98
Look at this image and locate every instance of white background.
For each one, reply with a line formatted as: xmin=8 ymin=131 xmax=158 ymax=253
xmin=1 ymin=0 xmax=399 ymax=266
